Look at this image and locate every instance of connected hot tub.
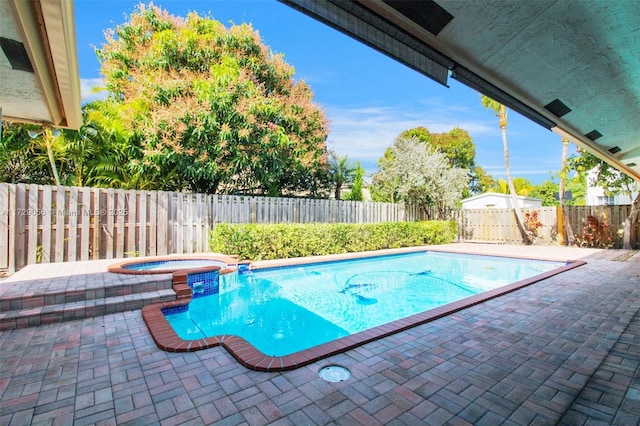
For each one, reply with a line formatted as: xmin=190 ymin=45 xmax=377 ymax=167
xmin=108 ymin=255 xmax=237 ymax=275
xmin=108 ymin=254 xmax=241 ymax=298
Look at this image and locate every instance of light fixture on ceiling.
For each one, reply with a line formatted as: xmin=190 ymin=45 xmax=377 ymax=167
xmin=382 ymin=0 xmax=454 ymax=36
xmin=585 ymin=130 xmax=603 ymax=141
xmin=0 ymin=37 xmax=34 ymax=72
xmin=608 ymin=146 xmax=621 ymax=154
xmin=544 ymin=99 xmax=572 ymax=118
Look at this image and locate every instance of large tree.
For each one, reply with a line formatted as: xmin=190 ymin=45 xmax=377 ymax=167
xmin=568 ymin=149 xmax=640 ymax=249
xmin=96 ymin=3 xmax=330 ymax=195
xmin=397 ymin=126 xmax=488 ymax=194
xmin=371 ymin=136 xmax=469 ymax=218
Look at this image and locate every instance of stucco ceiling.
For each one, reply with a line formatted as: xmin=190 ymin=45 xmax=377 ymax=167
xmin=280 ymin=0 xmax=640 ymax=181
xmin=0 ymin=0 xmax=82 ymax=130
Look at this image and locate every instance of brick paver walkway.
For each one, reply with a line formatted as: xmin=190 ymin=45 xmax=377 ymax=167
xmin=1 ymin=244 xmax=639 ymax=425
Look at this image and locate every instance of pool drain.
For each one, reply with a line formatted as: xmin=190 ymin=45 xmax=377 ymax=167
xmin=319 ymin=365 xmax=351 ymax=382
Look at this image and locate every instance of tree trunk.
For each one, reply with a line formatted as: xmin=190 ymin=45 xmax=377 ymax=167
xmin=44 ymin=131 xmax=61 ymax=186
xmin=499 ymin=105 xmax=530 ymax=244
xmin=559 ymin=138 xmax=575 ymax=245
xmin=623 ymin=192 xmax=640 ymax=249
xmin=563 ymin=206 xmax=576 ymax=245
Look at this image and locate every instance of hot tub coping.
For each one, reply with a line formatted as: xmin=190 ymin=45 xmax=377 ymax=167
xmin=108 ymin=254 xmax=240 ymax=275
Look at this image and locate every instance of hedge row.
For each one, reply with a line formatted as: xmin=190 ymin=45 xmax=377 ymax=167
xmin=209 ymin=221 xmax=458 ymax=261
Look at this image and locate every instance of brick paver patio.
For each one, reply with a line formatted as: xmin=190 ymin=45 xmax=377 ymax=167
xmin=1 ymin=244 xmax=639 ymax=425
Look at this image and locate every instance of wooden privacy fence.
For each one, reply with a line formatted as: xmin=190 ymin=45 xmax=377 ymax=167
xmin=460 ymin=205 xmax=640 ymax=247
xmin=0 ymin=183 xmax=421 ymax=274
xmin=562 ymin=204 xmax=639 ymax=248
xmin=3 ymin=182 xmax=639 ymax=274
xmin=460 ymin=207 xmax=558 ymax=244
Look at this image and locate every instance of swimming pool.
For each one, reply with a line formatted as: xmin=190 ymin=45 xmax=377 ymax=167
xmin=142 ymin=249 xmax=584 ymax=370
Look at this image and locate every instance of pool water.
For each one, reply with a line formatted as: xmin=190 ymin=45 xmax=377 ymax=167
xmin=123 ymin=259 xmax=227 ymax=272
xmin=165 ymin=251 xmax=566 ymax=356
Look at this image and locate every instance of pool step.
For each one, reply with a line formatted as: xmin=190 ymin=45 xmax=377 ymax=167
xmin=0 ymin=289 xmax=176 ymax=330
xmin=0 ymin=266 xmax=176 ymax=330
xmin=0 ymin=274 xmax=173 ymax=311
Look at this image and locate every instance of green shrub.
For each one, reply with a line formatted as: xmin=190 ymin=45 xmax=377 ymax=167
xmin=210 ymin=221 xmax=458 ymax=261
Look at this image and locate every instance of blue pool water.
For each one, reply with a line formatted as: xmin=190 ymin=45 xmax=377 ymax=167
xmin=165 ymin=251 xmax=566 ymax=356
xmin=123 ymin=259 xmax=226 ymax=272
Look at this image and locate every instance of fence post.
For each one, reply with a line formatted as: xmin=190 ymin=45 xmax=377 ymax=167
xmin=557 ymin=205 xmax=564 ymax=245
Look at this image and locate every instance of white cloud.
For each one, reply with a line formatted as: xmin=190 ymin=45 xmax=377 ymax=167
xmin=324 ymin=103 xmax=494 ymax=173
xmin=80 ymin=78 xmax=108 ymax=104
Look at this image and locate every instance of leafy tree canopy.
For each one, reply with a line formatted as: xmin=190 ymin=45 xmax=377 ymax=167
xmin=530 ymin=180 xmax=559 ymax=206
xmin=529 ymin=175 xmax=586 ymax=207
xmin=342 ymin=162 xmax=365 ymax=201
xmin=398 ymin=126 xmax=475 ymax=169
xmin=0 ymin=122 xmax=51 ymax=184
xmin=397 ymin=126 xmax=489 ymax=195
xmin=471 ymin=165 xmax=496 ymax=194
xmin=371 ymin=136 xmax=469 ymax=217
xmin=96 ymin=2 xmax=330 ymax=195
xmin=567 ymin=149 xmax=639 ymax=198
xmin=328 ymin=151 xmax=356 ymax=200
xmin=491 ymin=177 xmax=533 ymax=196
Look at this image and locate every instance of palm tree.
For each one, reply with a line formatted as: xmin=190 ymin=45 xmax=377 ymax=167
xmin=328 ymin=151 xmax=356 ymax=200
xmin=80 ymin=101 xmax=170 ymax=190
xmin=492 ymin=178 xmax=533 ymax=196
xmin=26 ymin=127 xmax=65 ymax=185
xmin=481 ymin=96 xmax=531 ymax=243
xmin=559 ymin=137 xmax=576 ymax=245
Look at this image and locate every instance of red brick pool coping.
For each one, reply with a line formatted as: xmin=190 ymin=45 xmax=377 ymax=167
xmin=141 ymin=248 xmax=586 ymax=372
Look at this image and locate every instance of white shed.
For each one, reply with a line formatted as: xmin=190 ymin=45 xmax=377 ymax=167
xmin=461 ymin=192 xmax=543 ymax=209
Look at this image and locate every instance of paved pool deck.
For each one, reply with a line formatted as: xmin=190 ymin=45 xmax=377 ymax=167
xmin=1 ymin=243 xmax=640 ymax=425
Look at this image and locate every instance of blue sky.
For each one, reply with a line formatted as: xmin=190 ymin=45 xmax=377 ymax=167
xmin=74 ymin=0 xmax=575 ymax=185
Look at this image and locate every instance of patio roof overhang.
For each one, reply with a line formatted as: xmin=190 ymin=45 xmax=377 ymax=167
xmin=279 ymin=0 xmax=640 ymax=181
xmin=0 ymin=0 xmax=82 ymax=130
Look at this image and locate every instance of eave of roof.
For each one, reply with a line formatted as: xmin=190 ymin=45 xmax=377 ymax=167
xmin=1 ymin=0 xmax=81 ymax=129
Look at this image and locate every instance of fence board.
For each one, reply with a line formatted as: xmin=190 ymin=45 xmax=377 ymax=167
xmin=13 ymin=185 xmax=26 ymax=270
xmin=125 ymin=190 xmax=136 ymax=256
xmin=40 ymin=186 xmax=52 ymax=263
xmin=79 ymin=188 xmax=90 ymax=261
xmin=104 ymin=189 xmax=115 ymax=259
xmin=67 ymin=187 xmax=78 ymax=261
xmin=186 ymin=194 xmax=194 ymax=253
xmin=0 ymin=184 xmax=8 ymax=270
xmin=7 ymin=185 xmax=16 ymax=274
xmin=157 ymin=191 xmax=168 ymax=255
xmin=139 ymin=191 xmax=148 ymax=256
xmin=176 ymin=192 xmax=184 ymax=254
xmin=53 ymin=187 xmax=64 ymax=262
xmin=27 ymin=184 xmax=38 ymax=265
xmin=148 ymin=191 xmax=157 ymax=256
xmin=91 ymin=188 xmax=100 ymax=260
xmin=115 ymin=189 xmax=125 ymax=258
